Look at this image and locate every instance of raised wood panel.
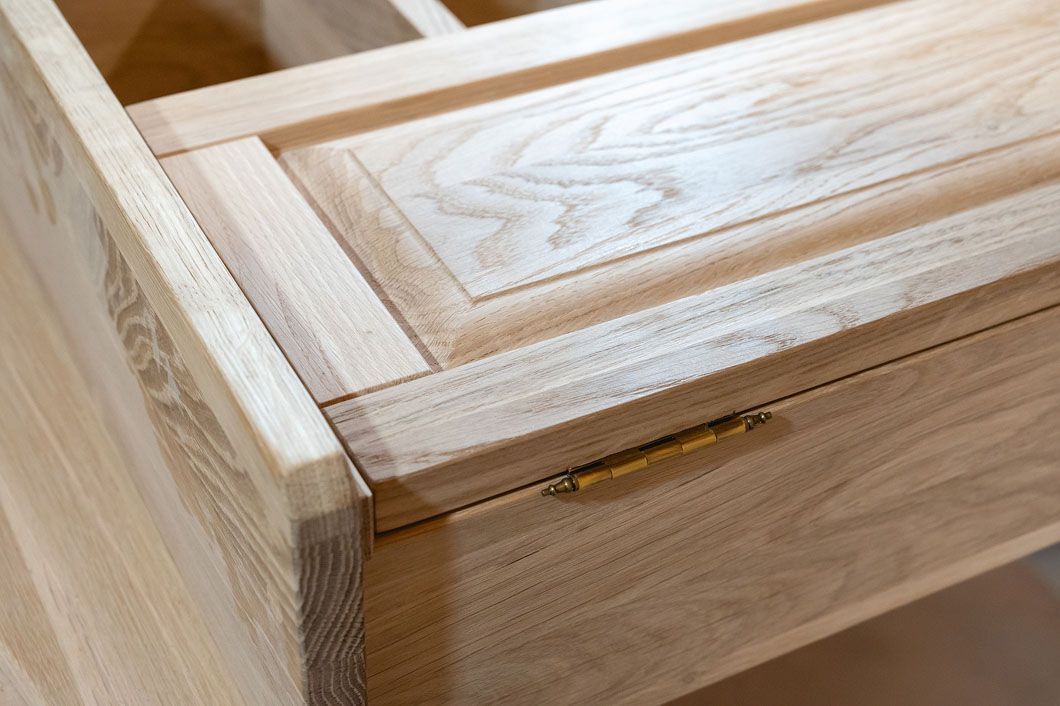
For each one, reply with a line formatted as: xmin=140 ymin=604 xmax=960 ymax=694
xmin=330 ymin=177 xmax=1060 ymax=530
xmin=285 ymin=0 xmax=1060 ymax=369
xmin=128 ymin=0 xmax=890 ymax=156
xmin=364 ymin=307 xmax=1060 ymax=704
xmin=163 ymin=137 xmax=430 ymax=404
xmin=292 ymin=132 xmax=1060 ymax=367
xmin=357 ymin=0 xmax=1060 ymax=297
xmin=0 ymin=0 xmax=368 ymax=701
xmin=287 ymin=134 xmax=1060 ymax=371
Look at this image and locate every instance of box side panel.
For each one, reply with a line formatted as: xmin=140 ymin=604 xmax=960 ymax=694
xmin=0 ymin=206 xmax=245 ymax=705
xmin=0 ymin=1 xmax=368 ymax=702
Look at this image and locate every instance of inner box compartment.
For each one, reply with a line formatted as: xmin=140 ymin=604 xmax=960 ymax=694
xmin=53 ymin=0 xmax=585 ymax=104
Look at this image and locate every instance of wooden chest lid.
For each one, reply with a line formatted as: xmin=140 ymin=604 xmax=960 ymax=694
xmin=156 ymin=0 xmax=1060 ymax=531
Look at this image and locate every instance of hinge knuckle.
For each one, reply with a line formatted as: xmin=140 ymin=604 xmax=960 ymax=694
xmin=542 ymin=410 xmax=772 ymax=497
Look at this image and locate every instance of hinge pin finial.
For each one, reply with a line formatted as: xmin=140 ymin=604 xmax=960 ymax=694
xmin=745 ymin=411 xmax=772 ymax=428
xmin=541 ymin=474 xmax=577 ymax=496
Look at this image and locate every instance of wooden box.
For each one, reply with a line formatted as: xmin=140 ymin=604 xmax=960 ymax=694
xmin=2 ymin=0 xmax=1058 ymax=703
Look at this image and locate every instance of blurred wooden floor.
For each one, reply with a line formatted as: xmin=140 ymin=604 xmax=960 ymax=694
xmin=1 ymin=222 xmax=1058 ymax=705
xmin=677 ymin=556 xmax=1060 ymax=706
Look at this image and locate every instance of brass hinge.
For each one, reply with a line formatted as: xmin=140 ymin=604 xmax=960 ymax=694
xmin=541 ymin=411 xmax=772 ymax=497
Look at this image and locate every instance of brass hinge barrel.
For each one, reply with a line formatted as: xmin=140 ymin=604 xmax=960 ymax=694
xmin=542 ymin=411 xmax=771 ymax=497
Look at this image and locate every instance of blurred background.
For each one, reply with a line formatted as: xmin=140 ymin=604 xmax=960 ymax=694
xmin=679 ymin=546 xmax=1060 ymax=705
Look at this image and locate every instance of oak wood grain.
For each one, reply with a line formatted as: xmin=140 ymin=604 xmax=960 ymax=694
xmin=0 ymin=218 xmax=244 ymax=706
xmin=163 ymin=137 xmax=430 ymax=404
xmin=289 ymin=132 xmax=1060 ymax=371
xmin=128 ymin=0 xmax=892 ymax=156
xmin=0 ymin=0 xmax=369 ymax=700
xmin=101 ymin=228 xmax=369 ymax=704
xmin=364 ymin=306 xmax=1060 ymax=704
xmin=284 ymin=0 xmax=1060 ymax=370
xmin=330 ymin=178 xmax=1060 ymax=530
xmin=344 ymin=0 xmax=1060 ymax=299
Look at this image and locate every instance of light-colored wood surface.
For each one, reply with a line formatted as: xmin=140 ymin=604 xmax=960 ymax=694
xmin=261 ymin=0 xmax=462 ymax=68
xmin=685 ymin=562 xmax=1060 ymax=706
xmin=163 ymin=137 xmax=430 ymax=404
xmin=127 ymin=0 xmax=888 ymax=156
xmin=143 ymin=0 xmax=1060 ymax=528
xmin=330 ymin=177 xmax=1060 ymax=530
xmin=0 ymin=218 xmax=244 ymax=706
xmin=0 ymin=0 xmax=369 ymax=701
xmin=348 ymin=0 xmax=1060 ymax=297
xmin=284 ymin=0 xmax=1060 ymax=369
xmin=364 ymin=306 xmax=1060 ymax=704
xmin=289 ymin=132 xmax=1060 ymax=372
xmin=0 ymin=0 xmax=351 ymax=521
xmin=2 ymin=221 xmax=1056 ymax=706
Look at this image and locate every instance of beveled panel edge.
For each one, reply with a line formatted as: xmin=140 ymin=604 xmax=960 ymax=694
xmin=288 ymin=126 xmax=1060 ymax=371
xmin=342 ymin=0 xmax=1060 ymax=300
xmin=328 ymin=180 xmax=1060 ymax=530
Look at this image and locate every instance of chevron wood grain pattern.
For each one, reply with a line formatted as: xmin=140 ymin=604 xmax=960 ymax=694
xmin=363 ymin=306 xmax=1060 ymax=704
xmin=350 ymin=0 xmax=1059 ymax=299
xmin=284 ymin=0 xmax=1060 ymax=371
xmin=127 ymin=0 xmax=892 ymax=156
xmin=6 ymin=0 xmax=1060 ymax=702
xmin=288 ymin=133 xmax=1060 ymax=373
